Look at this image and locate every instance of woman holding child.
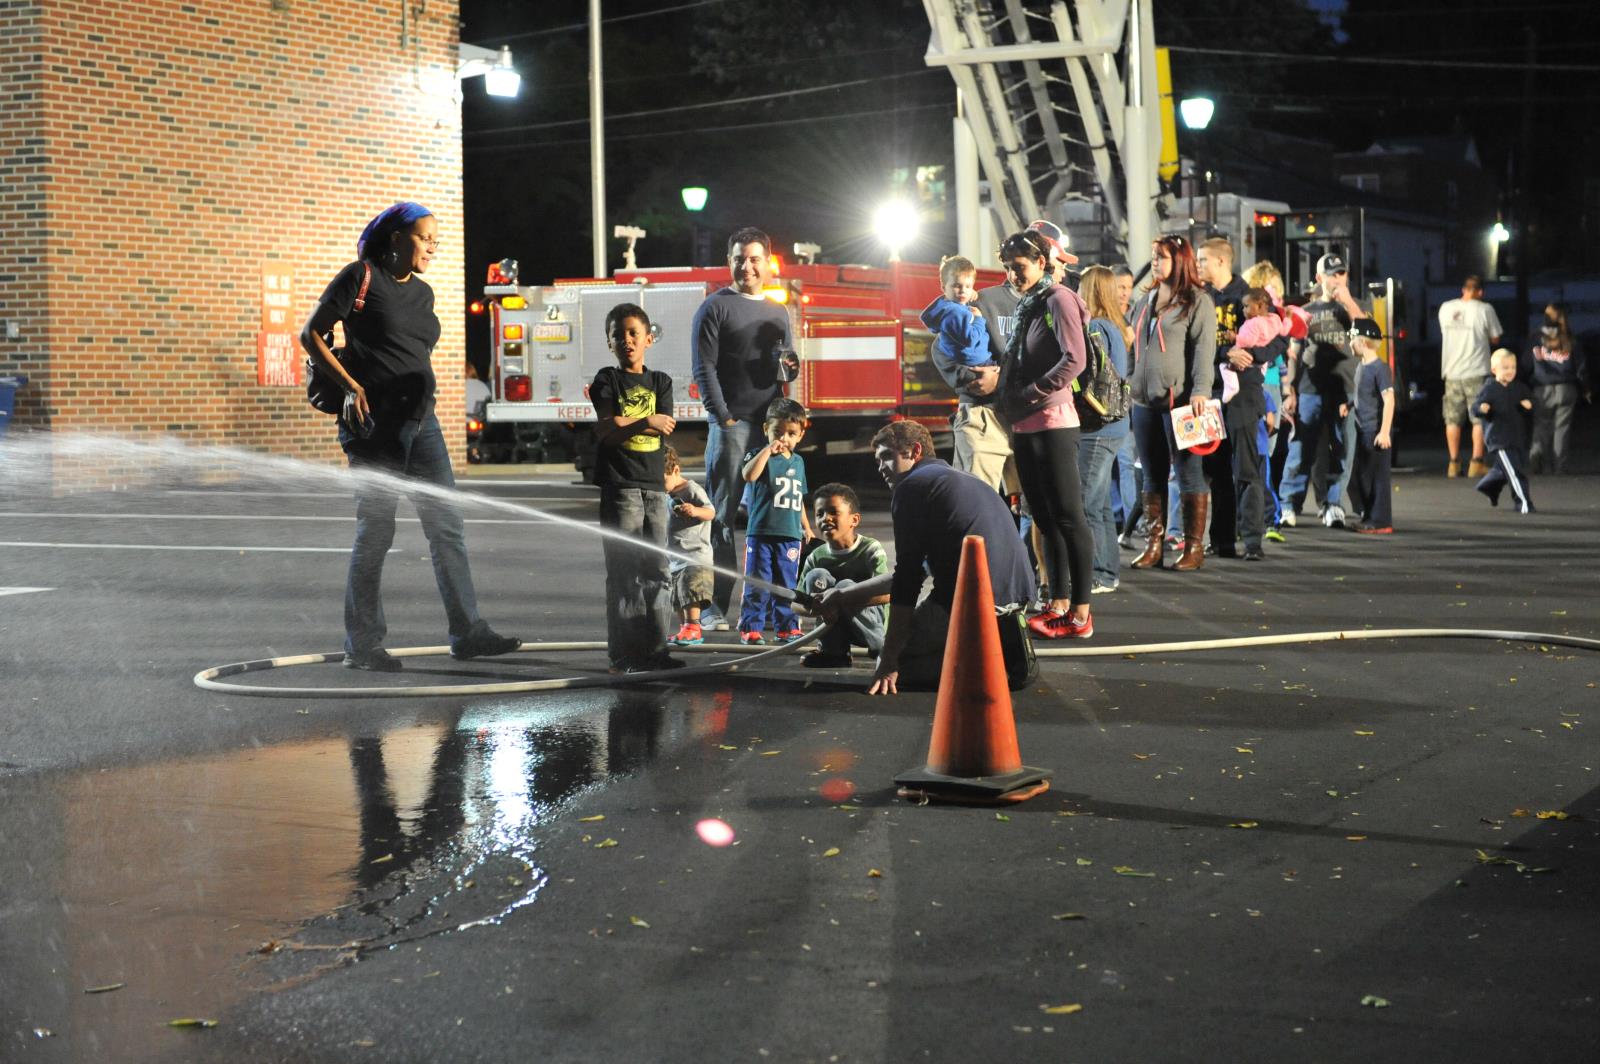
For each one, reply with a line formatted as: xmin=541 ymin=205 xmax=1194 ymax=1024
xmin=993 ymin=228 xmax=1096 ymax=640
xmin=1127 ymin=235 xmax=1217 ymax=571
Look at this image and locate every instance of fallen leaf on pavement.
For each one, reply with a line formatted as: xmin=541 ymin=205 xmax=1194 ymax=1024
xmin=1132 ymin=753 xmax=1153 ymax=760
xmin=594 ymin=838 xmax=619 ymax=849
xmin=822 ymin=847 xmax=840 ymax=858
xmin=995 ymin=813 xmax=1011 ymax=822
xmin=1474 ymin=849 xmax=1555 ymax=873
xmin=1360 ymin=995 xmax=1390 ymax=1009
xmin=866 ymin=869 xmax=883 ymax=878
xmin=369 ymin=854 xmax=394 ymax=865
xmin=628 ymin=916 xmax=650 ymax=928
xmin=1353 ymin=730 xmax=1374 ymax=736
xmin=759 ymin=750 xmax=782 ymax=757
xmin=1346 ymin=835 xmax=1367 ymax=842
xmin=84 ymin=984 xmax=124 ymax=994
xmin=1229 ymin=821 xmax=1259 ymax=829
xmin=1076 ymin=858 xmax=1093 ymax=866
xmin=1051 ymin=913 xmax=1087 ymax=921
xmin=1235 ymin=747 xmax=1254 ymax=754
xmin=166 ymin=1018 xmax=218 ymax=1029
xmin=1040 ymin=1003 xmax=1083 ymax=1015
xmin=578 ymin=815 xmax=605 ymax=823
xmin=1113 ymin=866 xmax=1155 ymax=878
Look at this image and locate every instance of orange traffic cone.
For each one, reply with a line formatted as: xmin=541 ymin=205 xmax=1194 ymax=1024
xmin=894 ymin=535 xmax=1051 ymax=805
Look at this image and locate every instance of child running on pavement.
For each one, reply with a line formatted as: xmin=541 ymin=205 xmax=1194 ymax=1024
xmin=919 ymin=255 xmax=994 ymax=383
xmin=796 ymin=483 xmax=890 ymax=668
xmin=738 ymin=397 xmax=815 ymax=644
xmin=1473 ymin=348 xmax=1536 ymax=514
xmin=1345 ymin=319 xmax=1396 ymax=533
xmin=663 ymin=445 xmax=716 ymax=646
xmin=591 ymin=302 xmax=683 ymax=674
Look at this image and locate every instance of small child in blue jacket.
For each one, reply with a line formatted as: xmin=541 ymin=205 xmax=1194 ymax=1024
xmin=919 ymin=255 xmax=993 ymax=385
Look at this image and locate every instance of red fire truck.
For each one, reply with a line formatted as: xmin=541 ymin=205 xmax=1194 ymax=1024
xmin=476 ymin=257 xmax=1006 ymax=471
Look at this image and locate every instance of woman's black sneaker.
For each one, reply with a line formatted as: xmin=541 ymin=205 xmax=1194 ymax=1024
xmin=344 ymin=648 xmax=403 ymax=672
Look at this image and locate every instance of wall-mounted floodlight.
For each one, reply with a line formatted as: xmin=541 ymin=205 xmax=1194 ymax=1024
xmin=1490 ymin=221 xmax=1510 ymax=244
xmin=1179 ymin=96 xmax=1215 ymax=131
xmin=459 ymin=43 xmax=520 ymax=99
xmin=680 ymin=187 xmax=708 ymax=212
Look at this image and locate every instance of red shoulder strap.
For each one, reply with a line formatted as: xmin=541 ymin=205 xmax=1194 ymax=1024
xmin=353 ymin=261 xmax=372 ymax=312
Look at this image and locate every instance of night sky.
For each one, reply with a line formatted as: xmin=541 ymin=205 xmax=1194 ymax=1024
xmin=454 ymin=0 xmax=1597 ymax=353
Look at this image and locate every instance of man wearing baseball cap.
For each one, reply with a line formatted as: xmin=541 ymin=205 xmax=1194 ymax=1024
xmin=1278 ymin=253 xmax=1370 ymax=528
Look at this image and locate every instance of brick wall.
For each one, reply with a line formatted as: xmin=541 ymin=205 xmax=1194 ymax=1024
xmin=0 ymin=0 xmax=467 ymax=473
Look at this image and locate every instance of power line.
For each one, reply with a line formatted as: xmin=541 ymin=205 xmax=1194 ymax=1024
xmin=465 ymin=0 xmax=733 ymax=47
xmin=465 ymin=69 xmax=942 ymax=138
xmin=1163 ymin=43 xmax=1600 ymax=72
xmin=465 ymin=102 xmax=953 ymax=156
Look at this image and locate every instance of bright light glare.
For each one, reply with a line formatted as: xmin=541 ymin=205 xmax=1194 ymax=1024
xmin=1179 ymin=96 xmax=1215 ymax=131
xmin=486 ymin=66 xmax=521 ymax=98
xmin=695 ymin=818 xmax=735 ymax=847
xmin=1490 ymin=222 xmax=1510 ymax=243
xmin=680 ymin=186 xmax=708 ymax=212
xmin=874 ymin=201 xmax=919 ymax=255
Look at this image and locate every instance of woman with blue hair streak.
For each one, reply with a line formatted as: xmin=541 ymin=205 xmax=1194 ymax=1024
xmin=301 ymin=202 xmax=519 ymax=671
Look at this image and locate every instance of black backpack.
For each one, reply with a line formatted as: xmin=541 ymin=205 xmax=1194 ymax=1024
xmin=1073 ymin=321 xmax=1131 ymax=432
xmin=305 ymin=261 xmax=371 ymax=414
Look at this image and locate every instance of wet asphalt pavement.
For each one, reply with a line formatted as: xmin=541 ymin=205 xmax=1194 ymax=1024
xmin=2 ymin=450 xmax=1598 ymax=1062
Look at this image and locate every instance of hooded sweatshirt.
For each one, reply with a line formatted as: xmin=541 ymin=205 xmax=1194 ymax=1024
xmin=1128 ymin=288 xmax=1216 ymax=406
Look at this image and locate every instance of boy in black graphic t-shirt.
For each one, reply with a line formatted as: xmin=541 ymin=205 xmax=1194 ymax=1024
xmin=591 ymin=303 xmax=686 ymax=673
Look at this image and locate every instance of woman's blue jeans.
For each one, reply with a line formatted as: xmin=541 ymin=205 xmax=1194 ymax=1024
xmin=1076 ymin=428 xmax=1125 ymax=587
xmin=342 ymin=415 xmax=482 ymax=655
xmin=1131 ymin=403 xmax=1207 ymax=497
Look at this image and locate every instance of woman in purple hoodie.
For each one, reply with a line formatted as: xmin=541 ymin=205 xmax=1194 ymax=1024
xmin=994 ymin=228 xmax=1095 ymax=640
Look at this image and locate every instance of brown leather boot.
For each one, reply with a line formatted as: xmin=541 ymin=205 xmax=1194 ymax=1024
xmin=1130 ymin=491 xmax=1167 ymax=569
xmin=1172 ymin=492 xmax=1209 ymax=571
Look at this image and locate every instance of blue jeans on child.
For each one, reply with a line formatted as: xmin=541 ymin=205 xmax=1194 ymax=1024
xmin=599 ymin=486 xmax=673 ymax=668
xmin=341 ymin=414 xmax=483 ymax=656
xmin=799 ymin=568 xmax=886 ymax=657
xmin=740 ymin=535 xmax=801 ymax=635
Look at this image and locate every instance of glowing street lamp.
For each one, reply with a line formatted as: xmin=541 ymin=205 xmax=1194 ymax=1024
xmin=680 ymin=187 xmax=708 ymax=212
xmin=458 ymin=43 xmax=521 ymax=99
xmin=874 ymin=200 xmax=920 ymax=263
xmin=1179 ymin=96 xmax=1214 ymax=131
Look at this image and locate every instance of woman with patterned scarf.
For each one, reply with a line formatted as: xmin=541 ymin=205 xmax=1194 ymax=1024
xmin=995 ymin=228 xmax=1096 ymax=640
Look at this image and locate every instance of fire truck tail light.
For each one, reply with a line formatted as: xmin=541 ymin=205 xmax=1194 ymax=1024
xmin=503 ymin=324 xmax=525 ymax=340
xmin=762 ymin=287 xmax=789 ymax=305
xmin=501 ymin=295 xmax=527 ymax=310
xmin=1397 ymin=328 xmax=1407 ymax=340
xmin=467 ymin=417 xmax=483 ymax=433
xmin=504 ymin=375 xmax=532 ymax=402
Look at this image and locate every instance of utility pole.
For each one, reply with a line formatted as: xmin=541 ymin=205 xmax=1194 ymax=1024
xmin=589 ymin=0 xmax=606 ymax=278
xmin=1513 ymin=25 xmax=1535 ymax=344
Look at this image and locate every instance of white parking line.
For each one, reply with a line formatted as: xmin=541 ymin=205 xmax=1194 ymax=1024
xmin=0 ymin=542 xmax=395 ymax=554
xmin=0 ymin=512 xmax=561 ymax=524
xmin=0 ymin=587 xmax=53 ymax=597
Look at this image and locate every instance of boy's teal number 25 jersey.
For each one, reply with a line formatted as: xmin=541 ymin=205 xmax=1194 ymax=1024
xmin=743 ymin=448 xmax=807 ymax=539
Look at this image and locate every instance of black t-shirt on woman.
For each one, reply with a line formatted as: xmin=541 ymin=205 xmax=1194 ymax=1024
xmin=309 ymin=260 xmax=441 ymax=426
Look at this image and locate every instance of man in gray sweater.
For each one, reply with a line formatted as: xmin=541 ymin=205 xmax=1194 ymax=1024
xmin=690 ymin=227 xmax=792 ymax=626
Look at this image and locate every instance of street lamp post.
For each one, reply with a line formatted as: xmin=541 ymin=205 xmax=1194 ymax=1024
xmin=681 ymin=186 xmax=708 ymax=267
xmin=589 ymin=0 xmax=606 ymax=278
xmin=1179 ymin=96 xmax=1214 ymax=239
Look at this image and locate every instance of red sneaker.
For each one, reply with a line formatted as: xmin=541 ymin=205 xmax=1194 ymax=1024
xmin=739 ymin=631 xmax=765 ymax=645
xmin=1031 ymin=611 xmax=1093 ymax=640
xmin=1356 ymin=525 xmax=1393 ymax=535
xmin=776 ymin=628 xmax=805 ymax=643
xmin=669 ymin=623 xmax=704 ymax=646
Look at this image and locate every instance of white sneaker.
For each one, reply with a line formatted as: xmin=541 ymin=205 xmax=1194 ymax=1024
xmin=1281 ymin=511 xmax=1297 ymax=528
xmin=700 ymin=607 xmax=730 ymax=632
xmin=1091 ymin=582 xmax=1118 ymax=595
xmin=1321 ymin=505 xmax=1346 ymax=529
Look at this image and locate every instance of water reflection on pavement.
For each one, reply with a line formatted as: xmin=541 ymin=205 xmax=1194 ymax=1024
xmin=0 ymin=686 xmax=734 ymax=1058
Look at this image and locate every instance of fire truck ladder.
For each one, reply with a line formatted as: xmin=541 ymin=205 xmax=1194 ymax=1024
xmin=922 ymin=0 xmax=1159 ymax=264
